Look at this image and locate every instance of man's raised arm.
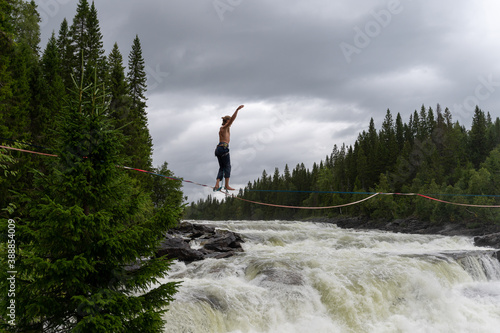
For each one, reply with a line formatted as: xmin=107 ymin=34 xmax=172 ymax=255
xmin=225 ymin=105 xmax=244 ymax=128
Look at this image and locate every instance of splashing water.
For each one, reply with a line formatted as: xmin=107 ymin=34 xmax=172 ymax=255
xmin=161 ymin=220 xmax=500 ymax=333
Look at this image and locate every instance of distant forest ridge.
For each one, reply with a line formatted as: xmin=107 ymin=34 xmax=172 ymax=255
xmin=185 ymin=104 xmax=500 ymax=223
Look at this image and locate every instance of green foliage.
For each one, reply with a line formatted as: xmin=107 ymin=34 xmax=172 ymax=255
xmin=0 ymin=74 xmax=181 ymax=332
xmin=151 ymin=161 xmax=184 ymax=210
xmin=127 ymin=35 xmax=153 ymax=174
xmin=1 ymin=1 xmax=184 ymax=330
xmin=366 ymin=174 xmax=397 ymax=219
xmin=469 ymin=106 xmax=489 ymax=168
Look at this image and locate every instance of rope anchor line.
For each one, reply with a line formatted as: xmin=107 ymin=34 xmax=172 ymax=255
xmin=2 ymin=143 xmax=500 ymax=209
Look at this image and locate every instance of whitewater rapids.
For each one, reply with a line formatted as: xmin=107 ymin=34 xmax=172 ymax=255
xmin=160 ymin=220 xmax=500 ymax=333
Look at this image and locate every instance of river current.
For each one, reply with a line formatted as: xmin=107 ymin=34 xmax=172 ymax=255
xmin=161 ymin=220 xmax=500 ymax=333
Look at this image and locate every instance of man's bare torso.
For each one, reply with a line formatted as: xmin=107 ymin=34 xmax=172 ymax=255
xmin=219 ymin=126 xmax=230 ymax=143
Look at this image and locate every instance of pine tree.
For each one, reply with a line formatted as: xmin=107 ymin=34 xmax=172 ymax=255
xmin=6 ymin=74 xmax=181 ymax=332
xmin=39 ymin=32 xmax=66 ymax=147
xmin=379 ymin=109 xmax=397 ymax=171
xmin=356 ymin=144 xmax=369 ymax=189
xmin=0 ymin=0 xmax=15 ymax=140
xmin=444 ymin=107 xmax=453 ymax=127
xmin=5 ymin=0 xmax=40 ymax=142
xmin=85 ymin=1 xmax=107 ymax=87
xmin=395 ymin=112 xmax=405 ymax=151
xmin=366 ymin=118 xmax=379 ymax=187
xmin=469 ymin=106 xmax=488 ymax=168
xmin=127 ymin=35 xmax=153 ymax=173
xmin=151 ymin=161 xmax=184 ymax=209
xmin=69 ymin=0 xmax=90 ymax=86
xmin=1 ymin=0 xmax=44 ymax=215
xmin=417 ymin=105 xmax=428 ymax=140
xmin=57 ymin=18 xmax=75 ymax=88
xmin=12 ymin=0 xmax=40 ymax=56
xmin=107 ymin=42 xmax=133 ymax=144
xmin=427 ymin=106 xmax=436 ymax=134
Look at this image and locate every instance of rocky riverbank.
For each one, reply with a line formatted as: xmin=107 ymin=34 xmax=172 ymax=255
xmin=308 ymin=216 xmax=500 ymax=249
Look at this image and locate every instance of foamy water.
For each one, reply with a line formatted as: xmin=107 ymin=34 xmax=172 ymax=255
xmin=160 ymin=220 xmax=500 ymax=333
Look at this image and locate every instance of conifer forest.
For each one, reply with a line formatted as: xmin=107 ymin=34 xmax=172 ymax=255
xmin=1 ymin=1 xmax=183 ymax=331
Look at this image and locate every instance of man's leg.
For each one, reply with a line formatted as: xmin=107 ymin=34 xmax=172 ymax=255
xmin=224 ymin=178 xmax=234 ymax=191
xmin=214 ymin=148 xmax=224 ymax=190
xmin=223 ymin=152 xmax=233 ymax=190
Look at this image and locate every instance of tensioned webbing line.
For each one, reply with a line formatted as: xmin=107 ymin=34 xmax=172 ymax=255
xmin=227 ymin=192 xmax=380 ymax=209
xmin=0 ymin=144 xmax=58 ymax=157
xmin=415 ymin=193 xmax=500 ymax=208
xmin=2 ymin=144 xmax=500 ymax=209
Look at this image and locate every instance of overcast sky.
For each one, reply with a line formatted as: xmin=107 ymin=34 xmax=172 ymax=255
xmin=35 ymin=0 xmax=500 ymax=203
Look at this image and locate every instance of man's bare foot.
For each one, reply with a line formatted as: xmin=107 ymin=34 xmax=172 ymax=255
xmin=225 ymin=185 xmax=235 ymax=191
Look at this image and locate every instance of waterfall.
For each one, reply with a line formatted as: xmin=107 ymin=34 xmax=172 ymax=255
xmin=161 ymin=220 xmax=500 ymax=333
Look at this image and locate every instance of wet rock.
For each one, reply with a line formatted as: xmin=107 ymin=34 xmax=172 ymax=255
xmin=259 ymin=268 xmax=304 ymax=286
xmin=474 ymin=233 xmax=500 ymax=249
xmin=202 ymin=229 xmax=244 ymax=252
xmin=155 ymin=222 xmax=244 ymax=263
xmin=156 ymin=234 xmax=205 ymax=262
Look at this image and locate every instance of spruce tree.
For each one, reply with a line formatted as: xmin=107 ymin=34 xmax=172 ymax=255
xmin=469 ymin=106 xmax=488 ymax=168
xmin=0 ymin=0 xmax=15 ymax=140
xmin=57 ymin=18 xmax=75 ymax=89
xmin=151 ymin=161 xmax=184 ymax=209
xmin=107 ymin=42 xmax=133 ymax=153
xmin=41 ymin=32 xmax=66 ymax=141
xmin=1 ymin=0 xmax=43 ymax=215
xmin=395 ymin=113 xmax=405 ymax=151
xmin=85 ymin=1 xmax=107 ymax=88
xmin=379 ymin=109 xmax=397 ymax=171
xmin=5 ymin=0 xmax=39 ymax=142
xmin=3 ymin=73 xmax=180 ymax=332
xmin=66 ymin=0 xmax=107 ymax=90
xmin=68 ymin=0 xmax=90 ymax=86
xmin=366 ymin=118 xmax=379 ymax=187
xmin=127 ymin=35 xmax=153 ymax=181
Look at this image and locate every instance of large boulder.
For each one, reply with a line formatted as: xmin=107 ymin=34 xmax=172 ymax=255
xmin=155 ymin=222 xmax=244 ymax=263
xmin=202 ymin=229 xmax=244 ymax=252
xmin=156 ymin=234 xmax=205 ymax=262
xmin=474 ymin=232 xmax=500 ymax=249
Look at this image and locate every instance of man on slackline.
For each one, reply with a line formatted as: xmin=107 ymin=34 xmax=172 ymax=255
xmin=214 ymin=104 xmax=244 ymax=191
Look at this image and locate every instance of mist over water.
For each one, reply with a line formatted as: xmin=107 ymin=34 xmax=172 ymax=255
xmin=161 ymin=221 xmax=500 ymax=333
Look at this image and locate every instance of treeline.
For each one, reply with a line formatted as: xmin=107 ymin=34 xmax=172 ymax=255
xmin=1 ymin=1 xmax=182 ymax=331
xmin=186 ymin=105 xmax=500 ymax=223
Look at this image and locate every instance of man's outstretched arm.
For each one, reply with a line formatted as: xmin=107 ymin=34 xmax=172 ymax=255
xmin=224 ymin=105 xmax=244 ymax=128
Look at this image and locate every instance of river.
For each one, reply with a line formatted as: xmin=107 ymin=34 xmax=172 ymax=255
xmin=161 ymin=220 xmax=500 ymax=333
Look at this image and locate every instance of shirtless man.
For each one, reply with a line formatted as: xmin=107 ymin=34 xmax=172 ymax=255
xmin=214 ymin=105 xmax=244 ymax=191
